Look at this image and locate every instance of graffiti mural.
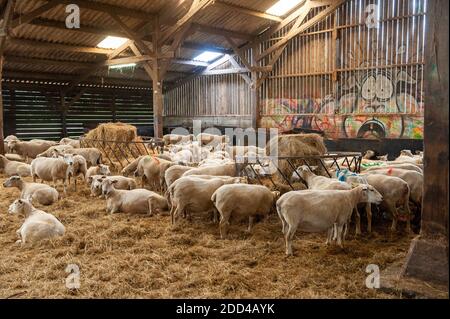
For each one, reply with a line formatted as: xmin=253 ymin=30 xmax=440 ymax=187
xmin=260 ymin=0 xmax=425 ymax=140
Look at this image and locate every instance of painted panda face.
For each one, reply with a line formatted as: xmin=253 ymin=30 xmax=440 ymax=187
xmin=361 ymin=74 xmax=394 ymax=102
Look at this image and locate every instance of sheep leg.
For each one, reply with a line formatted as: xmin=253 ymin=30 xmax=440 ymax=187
xmin=365 ymin=203 xmax=372 ymax=233
xmin=353 ymin=207 xmax=361 ymax=236
xmin=336 ymin=224 xmax=344 ymax=248
xmin=285 ymin=224 xmax=298 ymax=256
xmin=247 ymin=216 xmax=254 ymax=233
xmin=404 ymin=197 xmax=412 ymax=234
xmin=326 ymin=227 xmax=334 ymax=245
xmin=148 ymin=199 xmax=154 ymax=216
xmin=387 ymin=202 xmax=398 ymax=232
xmin=170 ymin=204 xmax=177 ymax=224
xmin=219 ymin=211 xmax=231 ymax=239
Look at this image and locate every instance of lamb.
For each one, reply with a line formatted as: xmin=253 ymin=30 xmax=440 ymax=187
xmin=182 ymin=163 xmax=237 ymax=178
xmin=8 ymin=199 xmax=65 ymax=246
xmin=36 ymin=144 xmax=74 ymax=158
xmin=164 ymin=165 xmax=193 ymax=188
xmin=7 ymin=140 xmax=57 ymax=161
xmin=30 ymin=154 xmax=74 ymax=194
xmin=69 ymin=155 xmax=88 ymax=191
xmin=101 ymin=179 xmax=168 ymax=215
xmin=86 ymin=164 xmax=111 ymax=184
xmin=168 ymin=175 xmax=244 ymax=224
xmin=362 ymin=174 xmax=412 ymax=233
xmin=60 ymin=147 xmax=102 ymax=167
xmin=0 ymin=155 xmax=31 ymax=177
xmin=3 ymin=175 xmax=59 ymax=206
xmin=276 ymin=185 xmax=383 ymax=255
xmin=211 ymin=184 xmax=280 ymax=238
xmin=90 ymin=175 xmax=137 ymax=197
xmin=59 ymin=137 xmax=80 ymax=148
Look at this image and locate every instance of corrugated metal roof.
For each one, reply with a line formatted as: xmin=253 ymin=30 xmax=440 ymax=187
xmin=4 ymin=0 xmax=282 ymax=85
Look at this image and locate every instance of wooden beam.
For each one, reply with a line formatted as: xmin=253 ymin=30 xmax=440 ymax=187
xmin=172 ymin=59 xmax=209 ymax=67
xmin=5 ymin=55 xmax=96 ymax=68
xmin=228 ymin=55 xmax=252 ymax=85
xmin=192 ymin=23 xmax=252 ymax=40
xmin=1 ymin=0 xmax=16 ymax=155
xmin=214 ymin=1 xmax=282 ymax=22
xmin=27 ymin=18 xmax=229 ymax=55
xmin=56 ymin=0 xmax=155 ymax=21
xmin=7 ymin=37 xmax=112 ymax=54
xmin=202 ymin=68 xmax=249 ymax=75
xmin=11 ymin=0 xmax=61 ymax=29
xmin=160 ymin=0 xmax=214 ymax=44
xmin=257 ymin=1 xmax=344 ymax=61
xmin=104 ymin=55 xmax=153 ymax=66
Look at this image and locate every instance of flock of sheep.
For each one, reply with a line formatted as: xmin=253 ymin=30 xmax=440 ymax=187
xmin=0 ymin=133 xmax=423 ymax=255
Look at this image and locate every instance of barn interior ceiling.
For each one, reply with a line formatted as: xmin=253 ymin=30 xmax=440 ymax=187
xmin=0 ymin=0 xmax=335 ymax=91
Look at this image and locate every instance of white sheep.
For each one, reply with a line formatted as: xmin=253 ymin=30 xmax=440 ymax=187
xmin=8 ymin=199 xmax=65 ymax=246
xmin=3 ymin=175 xmax=59 ymax=206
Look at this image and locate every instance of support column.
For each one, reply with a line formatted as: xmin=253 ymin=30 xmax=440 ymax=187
xmin=0 ymin=0 xmax=16 ymax=155
xmin=250 ymin=45 xmax=260 ymax=130
xmin=152 ymin=17 xmax=164 ymax=139
xmin=402 ymin=0 xmax=449 ymax=286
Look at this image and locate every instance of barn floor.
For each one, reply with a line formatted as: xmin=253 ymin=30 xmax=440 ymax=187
xmin=0 ymin=174 xmax=414 ymax=299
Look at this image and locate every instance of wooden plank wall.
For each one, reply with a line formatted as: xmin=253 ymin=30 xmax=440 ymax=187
xmin=2 ymin=85 xmax=153 ymax=140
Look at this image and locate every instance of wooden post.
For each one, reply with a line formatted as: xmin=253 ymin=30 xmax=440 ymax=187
xmin=0 ymin=0 xmax=16 ymax=155
xmin=152 ymin=17 xmax=164 ymax=138
xmin=402 ymin=0 xmax=449 ymax=286
xmin=112 ymin=92 xmax=116 ymax=122
xmin=251 ymin=44 xmax=260 ymax=130
xmin=60 ymin=92 xmax=67 ymax=138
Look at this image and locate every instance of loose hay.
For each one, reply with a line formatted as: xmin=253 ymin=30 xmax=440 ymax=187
xmin=266 ymin=133 xmax=327 ymax=183
xmin=0 ymin=174 xmax=414 ymax=299
xmin=83 ymin=123 xmax=151 ymax=173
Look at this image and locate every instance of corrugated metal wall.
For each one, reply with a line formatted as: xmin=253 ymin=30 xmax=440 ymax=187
xmin=2 ymin=86 xmax=153 ymax=140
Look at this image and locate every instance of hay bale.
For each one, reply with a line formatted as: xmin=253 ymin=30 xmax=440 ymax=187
xmin=85 ymin=122 xmax=138 ymax=143
xmin=266 ymin=133 xmax=327 ymax=182
xmin=84 ymin=123 xmax=151 ymax=173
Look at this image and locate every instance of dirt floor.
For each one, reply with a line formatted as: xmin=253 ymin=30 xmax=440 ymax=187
xmin=0 ymin=174 xmax=414 ymax=299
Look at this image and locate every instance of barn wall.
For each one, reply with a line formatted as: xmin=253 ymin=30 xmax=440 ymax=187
xmin=164 ymin=71 xmax=252 ymax=129
xmin=164 ymin=0 xmax=426 ymax=140
xmin=2 ymin=85 xmax=153 ymax=140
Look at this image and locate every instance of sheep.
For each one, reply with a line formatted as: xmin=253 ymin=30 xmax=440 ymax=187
xmin=196 ymin=133 xmax=228 ymax=147
xmin=86 ymin=164 xmax=111 ymax=184
xmin=8 ymin=199 xmax=65 ymax=246
xmin=363 ymin=162 xmax=423 ymax=173
xmin=36 ymin=144 xmax=74 ymax=158
xmin=30 ymin=154 xmax=74 ymax=194
xmin=291 ymin=165 xmax=351 ymax=190
xmin=364 ymin=168 xmax=423 ymax=209
xmin=168 ymin=175 xmax=244 ymax=224
xmin=276 ymin=185 xmax=383 ymax=255
xmin=59 ymin=137 xmax=80 ymax=148
xmin=164 ymin=165 xmax=193 ymax=188
xmin=60 ymin=147 xmax=102 ymax=167
xmin=211 ymin=184 xmax=280 ymax=238
xmin=362 ymin=174 xmax=412 ymax=233
xmin=163 ymin=134 xmax=194 ymax=145
xmin=3 ymin=135 xmax=19 ymax=153
xmin=121 ymin=155 xmax=146 ymax=176
xmin=0 ymin=155 xmax=31 ymax=177
xmin=134 ymin=155 xmax=173 ymax=191
xmin=101 ymin=179 xmax=168 ymax=215
xmin=222 ymin=144 xmax=266 ymax=160
xmin=182 ymin=163 xmax=237 ymax=178
xmin=7 ymin=140 xmax=57 ymax=161
xmin=3 ymin=175 xmax=59 ymax=206
xmin=4 ymin=153 xmax=25 ymax=162
xmin=171 ymin=149 xmax=193 ymax=164
xmin=90 ymin=175 xmax=137 ymax=197
xmin=69 ymin=155 xmax=88 ymax=191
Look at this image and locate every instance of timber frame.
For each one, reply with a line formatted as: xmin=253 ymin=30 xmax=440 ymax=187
xmin=0 ymin=0 xmax=343 ymax=139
